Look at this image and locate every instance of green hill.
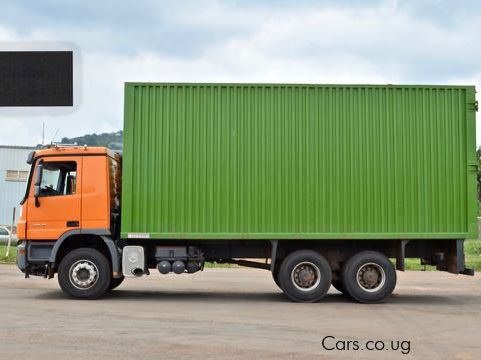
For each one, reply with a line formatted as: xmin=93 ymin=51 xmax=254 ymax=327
xmin=60 ymin=131 xmax=123 ymax=150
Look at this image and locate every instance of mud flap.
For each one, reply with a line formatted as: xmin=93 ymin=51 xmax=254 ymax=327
xmin=447 ymin=239 xmax=474 ymax=276
xmin=396 ymin=240 xmax=408 ymax=271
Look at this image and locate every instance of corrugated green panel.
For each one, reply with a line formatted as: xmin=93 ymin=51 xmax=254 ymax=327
xmin=121 ymin=83 xmax=477 ymax=240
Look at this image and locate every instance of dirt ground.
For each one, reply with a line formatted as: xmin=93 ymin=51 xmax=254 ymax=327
xmin=0 ymin=264 xmax=480 ymax=359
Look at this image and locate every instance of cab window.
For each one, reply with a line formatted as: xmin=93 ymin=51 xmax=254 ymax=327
xmin=39 ymin=162 xmax=77 ymax=196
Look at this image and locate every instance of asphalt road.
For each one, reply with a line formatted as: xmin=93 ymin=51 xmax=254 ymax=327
xmin=1 ymin=264 xmax=480 ymax=359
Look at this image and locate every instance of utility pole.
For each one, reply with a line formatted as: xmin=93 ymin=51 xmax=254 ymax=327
xmin=5 ymin=207 xmax=16 ymax=258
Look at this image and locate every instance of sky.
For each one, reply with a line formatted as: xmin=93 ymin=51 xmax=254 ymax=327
xmin=0 ymin=0 xmax=480 ymax=146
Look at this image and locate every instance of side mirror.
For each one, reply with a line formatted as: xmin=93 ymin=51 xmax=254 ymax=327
xmin=34 ymin=161 xmax=43 ymax=207
xmin=26 ymin=151 xmax=36 ymax=165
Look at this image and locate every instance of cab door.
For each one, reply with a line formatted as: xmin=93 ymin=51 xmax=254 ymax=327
xmin=26 ymin=157 xmax=82 ymax=240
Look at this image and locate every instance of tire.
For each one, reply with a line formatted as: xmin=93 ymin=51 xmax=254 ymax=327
xmin=331 ymin=279 xmax=346 ymax=294
xmin=272 ymin=268 xmax=283 ymax=291
xmin=278 ymin=250 xmax=332 ymax=302
xmin=331 ymin=266 xmax=349 ymax=296
xmin=108 ymin=276 xmax=125 ymax=290
xmin=342 ymin=251 xmax=396 ymax=304
xmin=57 ymin=248 xmax=111 ymax=299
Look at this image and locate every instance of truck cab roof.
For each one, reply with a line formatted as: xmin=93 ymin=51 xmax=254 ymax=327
xmin=29 ymin=145 xmax=120 ymax=163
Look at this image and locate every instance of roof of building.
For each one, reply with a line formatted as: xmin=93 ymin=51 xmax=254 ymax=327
xmin=0 ymin=145 xmax=36 ymax=150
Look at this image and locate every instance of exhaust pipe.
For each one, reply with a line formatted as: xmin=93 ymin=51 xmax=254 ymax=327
xmin=131 ymin=268 xmax=144 ymax=277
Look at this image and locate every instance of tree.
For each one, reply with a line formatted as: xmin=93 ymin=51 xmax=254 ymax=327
xmin=59 ymin=131 xmax=123 ymax=150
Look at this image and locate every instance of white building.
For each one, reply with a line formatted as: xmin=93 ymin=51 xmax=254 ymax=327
xmin=0 ymin=145 xmax=36 ymax=225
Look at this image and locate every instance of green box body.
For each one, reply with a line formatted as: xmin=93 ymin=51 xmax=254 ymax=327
xmin=121 ymin=83 xmax=477 ymax=240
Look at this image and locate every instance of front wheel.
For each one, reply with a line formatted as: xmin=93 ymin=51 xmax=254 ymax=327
xmin=109 ymin=276 xmax=125 ymax=290
xmin=342 ymin=251 xmax=396 ymax=304
xmin=278 ymin=250 xmax=332 ymax=302
xmin=57 ymin=248 xmax=111 ymax=299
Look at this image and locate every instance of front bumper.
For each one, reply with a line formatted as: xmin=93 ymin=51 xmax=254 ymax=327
xmin=16 ymin=242 xmax=27 ymax=272
xmin=16 ymin=241 xmax=56 ymax=276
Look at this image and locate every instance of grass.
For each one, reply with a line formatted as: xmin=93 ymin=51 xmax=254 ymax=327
xmin=402 ymin=259 xmax=436 ymax=271
xmin=204 ymin=261 xmax=235 ymax=268
xmin=0 ymin=244 xmax=17 ymax=264
xmin=402 ymin=239 xmax=481 ymax=271
xmin=463 ymin=239 xmax=481 ymax=270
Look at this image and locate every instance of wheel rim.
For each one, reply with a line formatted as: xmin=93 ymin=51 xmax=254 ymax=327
xmin=356 ymin=262 xmax=385 ymax=292
xmin=291 ymin=261 xmax=321 ymax=291
xmin=69 ymin=260 xmax=99 ymax=290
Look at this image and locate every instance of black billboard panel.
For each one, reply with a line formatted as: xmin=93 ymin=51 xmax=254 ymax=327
xmin=0 ymin=51 xmax=73 ymax=106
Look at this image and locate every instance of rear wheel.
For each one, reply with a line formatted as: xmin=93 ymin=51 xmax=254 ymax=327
xmin=57 ymin=248 xmax=111 ymax=299
xmin=331 ymin=278 xmax=346 ymax=294
xmin=272 ymin=268 xmax=282 ymax=291
xmin=278 ymin=250 xmax=332 ymax=302
xmin=342 ymin=251 xmax=396 ymax=303
xmin=331 ymin=266 xmax=349 ymax=296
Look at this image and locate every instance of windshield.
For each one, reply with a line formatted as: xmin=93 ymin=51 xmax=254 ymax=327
xmin=19 ymin=156 xmax=36 ymax=205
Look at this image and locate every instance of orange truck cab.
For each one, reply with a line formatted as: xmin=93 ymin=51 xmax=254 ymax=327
xmin=17 ymin=145 xmax=122 ymax=285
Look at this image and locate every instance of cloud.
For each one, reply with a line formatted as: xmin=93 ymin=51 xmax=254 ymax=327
xmin=0 ymin=0 xmax=479 ymax=145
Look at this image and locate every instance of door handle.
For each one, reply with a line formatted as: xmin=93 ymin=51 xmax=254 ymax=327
xmin=66 ymin=221 xmax=79 ymax=227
